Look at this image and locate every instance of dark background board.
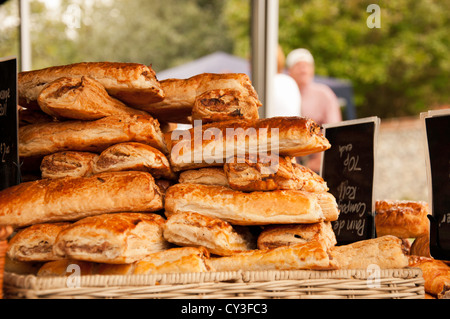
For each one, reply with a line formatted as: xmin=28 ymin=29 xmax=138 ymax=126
xmin=422 ymin=111 xmax=450 ymax=259
xmin=0 ymin=56 xmax=20 ymax=191
xmin=321 ymin=117 xmax=379 ymax=245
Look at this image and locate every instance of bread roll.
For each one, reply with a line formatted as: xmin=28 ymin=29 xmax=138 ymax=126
xmin=375 ymin=200 xmax=430 ymax=238
xmin=37 ymin=76 xmax=148 ymax=120
xmin=191 ymin=88 xmax=260 ymax=123
xmin=164 ymin=183 xmax=331 ymax=225
xmin=166 ymin=116 xmax=330 ymax=171
xmin=19 ymin=114 xmax=168 ymax=158
xmin=210 ymin=241 xmax=336 ymax=272
xmin=53 ymin=213 xmax=170 ymax=264
xmin=40 ymin=151 xmax=99 ymax=179
xmin=0 ymin=171 xmax=163 ymax=228
xmin=163 ymin=211 xmax=256 ymax=256
xmin=137 ymin=73 xmax=261 ymax=124
xmin=329 ymin=235 xmax=409 ymax=269
xmin=7 ymin=222 xmax=71 ymax=262
xmin=409 ymin=256 xmax=450 ymax=298
xmin=224 ymin=155 xmax=328 ymax=192
xmin=18 ymin=62 xmax=164 ymax=109
xmin=257 ymin=222 xmax=337 ymax=250
xmin=178 ymin=167 xmax=229 ymax=187
xmin=92 ymin=142 xmax=176 ymax=179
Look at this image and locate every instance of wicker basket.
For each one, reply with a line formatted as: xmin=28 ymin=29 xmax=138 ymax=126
xmin=3 ymin=268 xmax=424 ymax=299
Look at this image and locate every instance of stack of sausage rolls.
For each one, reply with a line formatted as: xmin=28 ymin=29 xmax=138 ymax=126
xmin=0 ymin=62 xmax=410 ymax=280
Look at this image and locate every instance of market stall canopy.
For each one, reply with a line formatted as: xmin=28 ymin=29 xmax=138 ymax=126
xmin=157 ymin=51 xmax=356 ymax=120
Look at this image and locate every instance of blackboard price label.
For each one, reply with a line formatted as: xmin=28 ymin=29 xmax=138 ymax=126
xmin=421 ymin=109 xmax=450 ymax=259
xmin=321 ymin=117 xmax=380 ymax=245
xmin=0 ymin=56 xmax=20 ymax=191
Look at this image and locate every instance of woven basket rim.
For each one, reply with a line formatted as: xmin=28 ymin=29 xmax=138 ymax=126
xmin=4 ymin=267 xmax=423 ymax=291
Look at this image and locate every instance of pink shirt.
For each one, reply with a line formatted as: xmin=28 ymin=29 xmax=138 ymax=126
xmin=299 ymin=82 xmax=342 ymax=126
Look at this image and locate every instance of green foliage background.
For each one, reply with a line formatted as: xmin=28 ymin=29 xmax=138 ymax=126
xmin=0 ymin=0 xmax=449 ymax=119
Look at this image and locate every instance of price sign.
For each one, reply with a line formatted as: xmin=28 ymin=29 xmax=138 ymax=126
xmin=321 ymin=117 xmax=379 ymax=245
xmin=422 ymin=109 xmax=450 ymax=259
xmin=0 ymin=56 xmax=20 ymax=191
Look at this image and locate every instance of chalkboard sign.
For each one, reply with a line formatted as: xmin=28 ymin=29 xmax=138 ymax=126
xmin=0 ymin=57 xmax=20 ymax=191
xmin=421 ymin=109 xmax=450 ymax=260
xmin=321 ymin=117 xmax=379 ymax=245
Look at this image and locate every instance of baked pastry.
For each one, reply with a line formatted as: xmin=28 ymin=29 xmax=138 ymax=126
xmin=7 ymin=222 xmax=71 ymax=262
xmin=40 ymin=151 xmax=99 ymax=179
xmin=53 ymin=213 xmax=171 ymax=264
xmin=0 ymin=171 xmax=163 ymax=228
xmin=410 ymin=234 xmax=431 ymax=257
xmin=166 ymin=116 xmax=331 ymax=171
xmin=19 ymin=114 xmax=168 ymax=158
xmin=37 ymin=76 xmax=148 ymax=120
xmin=375 ymin=200 xmax=430 ymax=238
xmin=257 ymin=222 xmax=337 ymax=250
xmin=136 ymin=73 xmax=261 ymax=124
xmin=178 ymin=168 xmax=229 ymax=187
xmin=210 ymin=241 xmax=336 ymax=272
xmin=329 ymin=235 xmax=409 ymax=269
xmin=93 ymin=142 xmax=176 ymax=179
xmin=18 ymin=107 xmax=54 ymax=127
xmin=409 ymin=255 xmax=450 ymax=298
xmin=4 ymin=255 xmax=43 ymax=275
xmin=37 ymin=259 xmax=98 ymax=277
xmin=163 ymin=211 xmax=256 ymax=256
xmin=164 ymin=183 xmax=335 ymax=225
xmin=191 ymin=88 xmax=260 ymax=123
xmin=224 ymin=155 xmax=328 ymax=192
xmin=18 ymin=62 xmax=164 ymax=109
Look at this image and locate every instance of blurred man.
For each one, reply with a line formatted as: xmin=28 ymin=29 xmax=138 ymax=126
xmin=287 ymin=48 xmax=342 ymax=172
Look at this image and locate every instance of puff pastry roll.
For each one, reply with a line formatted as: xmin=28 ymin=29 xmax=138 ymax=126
xmin=37 ymin=259 xmax=98 ymax=277
xmin=137 ymin=73 xmax=261 ymax=124
xmin=40 ymin=151 xmax=99 ymax=179
xmin=18 ymin=62 xmax=164 ymax=110
xmin=0 ymin=171 xmax=163 ymax=228
xmin=164 ymin=183 xmax=332 ymax=225
xmin=163 ymin=211 xmax=256 ymax=256
xmin=37 ymin=76 xmax=148 ymax=120
xmin=53 ymin=213 xmax=171 ymax=264
xmin=166 ymin=116 xmax=330 ymax=171
xmin=375 ymin=200 xmax=430 ymax=239
xmin=257 ymin=222 xmax=337 ymax=250
xmin=178 ymin=168 xmax=229 ymax=187
xmin=329 ymin=235 xmax=409 ymax=269
xmin=93 ymin=142 xmax=176 ymax=179
xmin=19 ymin=114 xmax=168 ymax=158
xmin=224 ymin=155 xmax=328 ymax=192
xmin=7 ymin=222 xmax=71 ymax=262
xmin=210 ymin=241 xmax=336 ymax=272
xmin=191 ymin=88 xmax=260 ymax=123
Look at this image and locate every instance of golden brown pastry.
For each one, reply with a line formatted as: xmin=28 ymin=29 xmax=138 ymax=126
xmin=19 ymin=114 xmax=168 ymax=158
xmin=163 ymin=211 xmax=256 ymax=256
xmin=53 ymin=213 xmax=171 ymax=264
xmin=409 ymin=256 xmax=450 ymax=298
xmin=164 ymin=183 xmax=331 ymax=225
xmin=37 ymin=76 xmax=148 ymax=120
xmin=329 ymin=235 xmax=409 ymax=269
xmin=178 ymin=167 xmax=229 ymax=187
xmin=18 ymin=62 xmax=164 ymax=109
xmin=191 ymin=88 xmax=260 ymax=123
xmin=410 ymin=234 xmax=431 ymax=257
xmin=375 ymin=200 xmax=430 ymax=239
xmin=4 ymin=255 xmax=43 ymax=275
xmin=40 ymin=151 xmax=99 ymax=179
xmin=257 ymin=222 xmax=337 ymax=250
xmin=37 ymin=259 xmax=99 ymax=277
xmin=210 ymin=241 xmax=336 ymax=272
xmin=136 ymin=73 xmax=261 ymax=124
xmin=224 ymin=155 xmax=328 ymax=192
xmin=18 ymin=107 xmax=55 ymax=127
xmin=0 ymin=171 xmax=163 ymax=228
xmin=92 ymin=142 xmax=176 ymax=179
xmin=7 ymin=222 xmax=71 ymax=262
xmin=166 ymin=116 xmax=330 ymax=171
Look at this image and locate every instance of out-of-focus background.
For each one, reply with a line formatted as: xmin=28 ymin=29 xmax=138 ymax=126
xmin=1 ymin=0 xmax=449 ymax=202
